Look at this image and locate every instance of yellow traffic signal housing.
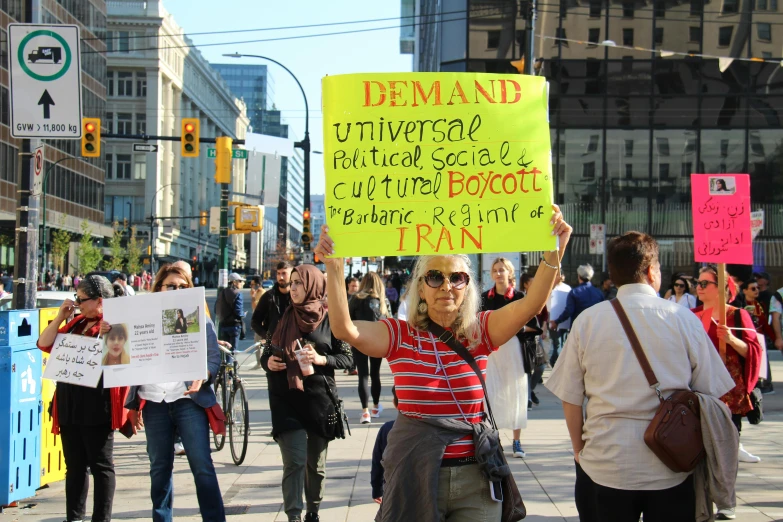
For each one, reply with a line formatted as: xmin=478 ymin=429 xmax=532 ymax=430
xmin=200 ymin=210 xmax=208 ymax=227
xmin=234 ymin=205 xmax=264 ymax=232
xmin=81 ymin=118 xmax=101 ymax=157
xmin=181 ymin=118 xmax=200 ymax=157
xmin=214 ymin=136 xmax=233 ymax=183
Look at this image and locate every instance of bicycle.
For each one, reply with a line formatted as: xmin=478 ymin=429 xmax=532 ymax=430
xmin=213 ymin=342 xmax=258 ymax=465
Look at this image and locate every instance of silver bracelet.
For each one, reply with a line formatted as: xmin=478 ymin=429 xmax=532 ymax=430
xmin=541 ymin=257 xmax=560 ymax=271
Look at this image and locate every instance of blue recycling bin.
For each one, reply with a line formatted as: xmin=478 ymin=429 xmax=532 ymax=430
xmin=0 ymin=310 xmax=41 ymax=506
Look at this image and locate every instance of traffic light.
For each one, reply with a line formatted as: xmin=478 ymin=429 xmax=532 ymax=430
xmin=181 ymin=118 xmax=200 ymax=157
xmin=214 ymin=136 xmax=232 ymax=183
xmin=301 ymin=208 xmax=312 ymax=247
xmin=200 ymin=210 xmax=208 ymax=227
xmin=81 ymin=118 xmax=101 ymax=157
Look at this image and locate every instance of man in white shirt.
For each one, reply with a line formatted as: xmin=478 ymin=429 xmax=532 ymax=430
xmin=546 ymin=231 xmax=735 ymax=522
xmin=546 ymin=273 xmax=571 ymax=367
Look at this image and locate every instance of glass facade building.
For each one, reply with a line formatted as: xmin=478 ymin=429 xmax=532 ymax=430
xmin=409 ymin=0 xmax=783 ymax=279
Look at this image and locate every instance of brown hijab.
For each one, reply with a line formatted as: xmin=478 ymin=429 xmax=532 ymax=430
xmin=271 ymin=264 xmax=327 ymax=390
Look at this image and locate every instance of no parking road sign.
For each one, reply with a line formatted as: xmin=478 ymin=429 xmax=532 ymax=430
xmin=8 ymin=24 xmax=83 ymax=139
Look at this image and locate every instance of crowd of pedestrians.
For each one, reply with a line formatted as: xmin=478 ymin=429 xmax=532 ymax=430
xmin=32 ymin=203 xmax=782 ymax=522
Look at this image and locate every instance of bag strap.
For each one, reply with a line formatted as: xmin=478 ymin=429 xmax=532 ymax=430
xmin=609 ymin=299 xmax=664 ymax=402
xmin=426 ymin=321 xmax=499 ymax=430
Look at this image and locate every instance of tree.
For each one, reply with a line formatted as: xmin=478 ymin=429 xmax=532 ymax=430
xmin=75 ymin=220 xmax=103 ymax=274
xmin=51 ymin=216 xmax=72 ymax=274
xmin=103 ymin=222 xmax=125 ymax=271
xmin=126 ymin=226 xmax=143 ymax=277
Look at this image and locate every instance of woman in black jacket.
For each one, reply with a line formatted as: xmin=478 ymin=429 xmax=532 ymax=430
xmin=348 ymin=272 xmax=389 ymax=424
xmin=261 ymin=264 xmax=353 ymax=522
xmin=174 ymin=309 xmax=188 ymax=334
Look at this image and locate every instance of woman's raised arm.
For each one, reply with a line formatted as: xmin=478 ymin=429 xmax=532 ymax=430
xmin=315 ymin=226 xmax=390 ymax=358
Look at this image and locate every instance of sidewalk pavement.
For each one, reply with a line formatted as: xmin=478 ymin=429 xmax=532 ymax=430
xmin=5 ymin=350 xmax=783 ymax=521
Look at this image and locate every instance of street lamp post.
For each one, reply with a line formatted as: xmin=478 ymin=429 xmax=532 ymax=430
xmin=40 ymin=157 xmax=77 ymax=282
xmin=222 ymin=52 xmax=312 ymax=249
xmin=149 ymin=183 xmax=181 ymax=275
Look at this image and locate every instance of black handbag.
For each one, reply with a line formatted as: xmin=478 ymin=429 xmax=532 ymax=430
xmin=322 ymin=375 xmax=351 ymax=439
xmin=427 ymin=322 xmax=526 ymax=522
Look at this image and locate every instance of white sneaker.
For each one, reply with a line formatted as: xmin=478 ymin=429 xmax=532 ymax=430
xmin=360 ymin=412 xmax=371 ymax=424
xmin=174 ymin=442 xmax=186 ymax=455
xmin=738 ymin=443 xmax=760 ymax=463
xmin=716 ymin=507 xmax=736 ymax=520
xmin=371 ymin=403 xmax=384 ymax=418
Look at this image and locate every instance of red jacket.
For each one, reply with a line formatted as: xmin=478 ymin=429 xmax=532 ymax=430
xmin=37 ymin=314 xmax=129 ymax=435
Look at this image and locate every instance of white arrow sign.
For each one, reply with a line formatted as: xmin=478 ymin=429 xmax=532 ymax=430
xmin=133 ymin=143 xmax=159 ymax=153
xmin=9 ymin=24 xmax=83 ymax=139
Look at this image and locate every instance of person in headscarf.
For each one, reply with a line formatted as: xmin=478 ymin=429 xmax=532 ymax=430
xmin=37 ymin=275 xmax=128 ymax=522
xmin=260 ymin=264 xmax=353 ymax=522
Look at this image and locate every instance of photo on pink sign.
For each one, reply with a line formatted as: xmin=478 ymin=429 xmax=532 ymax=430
xmin=708 ymin=177 xmax=737 ymax=196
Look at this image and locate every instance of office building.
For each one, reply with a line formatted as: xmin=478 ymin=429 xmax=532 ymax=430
xmin=1 ymin=0 xmax=112 ymax=273
xmin=405 ymin=0 xmax=782 ymax=278
xmin=106 ymin=0 xmax=250 ymax=283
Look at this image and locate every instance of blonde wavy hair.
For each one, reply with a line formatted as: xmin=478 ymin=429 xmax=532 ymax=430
xmin=355 ymin=272 xmax=389 ymax=317
xmin=405 ymin=255 xmax=482 ymax=350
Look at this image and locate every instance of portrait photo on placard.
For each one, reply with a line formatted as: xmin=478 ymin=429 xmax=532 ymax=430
xmin=102 ymin=324 xmax=131 ymax=366
xmin=162 ymin=306 xmax=200 ymax=335
xmin=709 ymin=176 xmax=736 ymax=195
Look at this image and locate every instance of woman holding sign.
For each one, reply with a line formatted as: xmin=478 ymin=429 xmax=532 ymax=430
xmin=315 ymin=205 xmax=572 ymax=522
xmin=37 ymin=275 xmax=126 ymax=522
xmin=123 ymin=264 xmax=225 ymax=522
xmin=260 ymin=264 xmax=353 ymax=522
xmin=692 ymin=265 xmax=763 ymax=466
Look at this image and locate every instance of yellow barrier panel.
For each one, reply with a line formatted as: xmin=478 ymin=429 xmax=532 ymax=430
xmin=322 ymin=73 xmax=556 ymax=257
xmin=39 ymin=308 xmax=66 ymax=486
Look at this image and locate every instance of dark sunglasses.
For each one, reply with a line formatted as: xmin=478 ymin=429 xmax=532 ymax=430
xmin=747 ymin=286 xmax=759 ymax=291
xmin=74 ymin=294 xmax=97 ymax=305
xmin=695 ymin=280 xmax=718 ymax=289
xmin=422 ymin=270 xmax=470 ymax=289
xmin=673 ymin=283 xmax=686 ymax=288
xmin=163 ymin=284 xmax=190 ymax=291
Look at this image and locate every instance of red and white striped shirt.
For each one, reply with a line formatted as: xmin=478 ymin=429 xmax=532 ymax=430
xmin=381 ymin=311 xmax=497 ymax=458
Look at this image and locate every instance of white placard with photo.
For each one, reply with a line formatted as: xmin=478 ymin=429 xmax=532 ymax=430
xmin=102 ymin=287 xmax=208 ymax=387
xmin=43 ymin=333 xmax=104 ymax=388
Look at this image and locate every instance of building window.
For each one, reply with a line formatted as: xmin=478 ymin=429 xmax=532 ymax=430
xmin=757 ymin=0 xmax=768 ymax=8
xmin=690 ymin=0 xmax=703 ymax=15
xmin=136 ymin=72 xmax=147 ymax=97
xmin=587 ymin=134 xmax=600 ymax=153
xmin=625 ymin=139 xmax=634 ymax=156
xmin=762 ymin=51 xmax=772 ymax=58
xmin=588 ymin=28 xmax=600 ymax=45
xmin=659 ymin=163 xmax=670 ymax=179
xmin=487 ymin=30 xmax=500 ymax=49
xmin=656 ymin=137 xmax=670 ymax=156
xmin=117 ymin=71 xmax=133 ymax=96
xmin=107 ymin=71 xmax=114 ymax=96
xmin=622 ymin=1 xmax=635 ymax=17
xmin=654 ymin=0 xmax=666 ymax=17
xmin=625 ymin=163 xmax=633 ymax=178
xmin=135 ymin=113 xmax=146 ymax=134
xmin=117 ymin=113 xmax=133 ymax=135
xmin=655 ymin=27 xmax=664 ymax=45
xmin=623 ymin=28 xmax=634 ymax=46
xmin=106 ymin=112 xmax=113 ymax=133
xmin=105 ymin=154 xmax=114 ymax=179
xmin=582 ymin=161 xmax=596 ymax=180
xmin=0 ymin=28 xmax=8 ymax=70
xmin=134 ymin=156 xmax=147 ymax=180
xmin=105 ymin=31 xmax=113 ymax=53
xmin=719 ymin=26 xmax=733 ymax=46
xmin=757 ymin=23 xmax=772 ymax=41
xmin=722 ymin=0 xmax=739 ymax=13
xmin=117 ymin=31 xmax=130 ymax=53
xmin=772 ymin=0 xmax=778 ymax=10
xmin=689 ymin=26 xmax=702 ymax=42
xmin=116 ymin=154 xmax=132 ymax=179
xmin=556 ymin=28 xmax=568 ymax=45
xmin=589 ymin=0 xmax=602 ymax=18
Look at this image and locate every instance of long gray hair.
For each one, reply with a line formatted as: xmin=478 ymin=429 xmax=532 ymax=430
xmin=405 ymin=255 xmax=483 ymax=350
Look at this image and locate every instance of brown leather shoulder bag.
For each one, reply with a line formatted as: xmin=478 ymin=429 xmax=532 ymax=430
xmin=611 ymin=299 xmax=704 ymax=473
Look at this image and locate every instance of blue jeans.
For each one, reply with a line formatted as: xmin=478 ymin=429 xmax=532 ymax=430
xmin=219 ymin=325 xmax=240 ymax=352
xmin=143 ymin=399 xmax=225 ymax=522
xmin=550 ymin=329 xmax=568 ymax=367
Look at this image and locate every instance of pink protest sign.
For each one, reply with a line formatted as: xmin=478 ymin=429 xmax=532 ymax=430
xmin=691 ymin=174 xmax=752 ymax=264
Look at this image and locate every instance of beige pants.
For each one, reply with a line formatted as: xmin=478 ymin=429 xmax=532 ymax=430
xmin=437 ymin=463 xmax=503 ymax=522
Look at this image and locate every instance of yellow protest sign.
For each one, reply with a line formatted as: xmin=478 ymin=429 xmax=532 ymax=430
xmin=322 ymin=72 xmax=555 ymax=257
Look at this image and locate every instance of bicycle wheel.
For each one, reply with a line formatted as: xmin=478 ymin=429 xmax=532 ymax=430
xmin=213 ymin=376 xmax=226 ymax=451
xmin=229 ymin=379 xmax=249 ymax=465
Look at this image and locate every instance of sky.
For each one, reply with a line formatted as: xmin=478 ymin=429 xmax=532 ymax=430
xmin=164 ymin=0 xmax=414 ymax=196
